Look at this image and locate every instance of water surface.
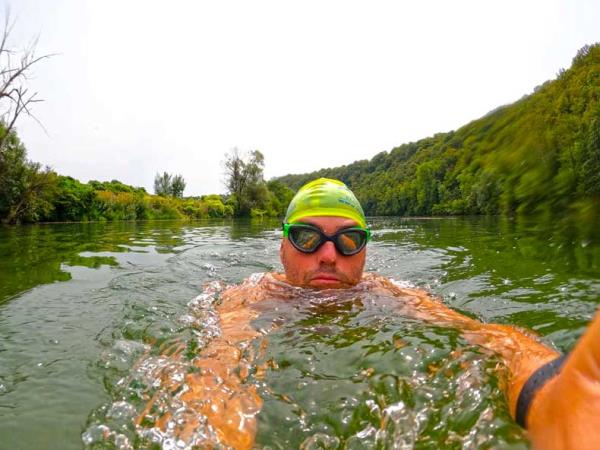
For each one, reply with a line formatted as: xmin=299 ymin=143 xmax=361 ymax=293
xmin=0 ymin=217 xmax=598 ymax=449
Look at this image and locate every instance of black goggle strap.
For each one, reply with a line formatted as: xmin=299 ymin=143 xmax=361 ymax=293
xmin=282 ymin=223 xmax=371 ymax=242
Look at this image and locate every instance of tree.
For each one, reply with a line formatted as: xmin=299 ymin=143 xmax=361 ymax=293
xmin=223 ymin=148 xmax=246 ymax=205
xmin=580 ymin=110 xmax=600 ymax=196
xmin=154 ymin=172 xmax=172 ymax=196
xmin=0 ymin=15 xmax=50 ymax=152
xmin=154 ymin=171 xmax=186 ymax=197
xmin=171 ymin=174 xmax=186 ymax=198
xmin=0 ymin=123 xmax=56 ymax=223
xmin=0 ymin=17 xmax=56 ymax=224
xmin=266 ymin=179 xmax=294 ymax=216
xmin=223 ymin=148 xmax=270 ymax=215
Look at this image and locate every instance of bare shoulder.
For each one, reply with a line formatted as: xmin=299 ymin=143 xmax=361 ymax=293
xmin=360 ymin=272 xmax=434 ymax=300
xmin=358 ymin=273 xmax=479 ymax=327
xmin=218 ymin=272 xmax=296 ymax=308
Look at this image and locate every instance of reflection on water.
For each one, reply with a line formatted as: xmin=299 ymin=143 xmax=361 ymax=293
xmin=0 ymin=216 xmax=598 ymax=449
xmin=0 ymin=221 xmax=182 ymax=304
xmin=0 ymin=219 xmax=282 ymax=305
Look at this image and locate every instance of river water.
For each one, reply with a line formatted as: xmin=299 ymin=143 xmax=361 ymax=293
xmin=0 ymin=217 xmax=598 ymax=449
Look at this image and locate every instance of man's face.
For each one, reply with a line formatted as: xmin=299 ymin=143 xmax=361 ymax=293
xmin=280 ymin=216 xmax=366 ymax=289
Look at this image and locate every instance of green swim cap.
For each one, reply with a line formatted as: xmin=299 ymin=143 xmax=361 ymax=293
xmin=284 ymin=178 xmax=367 ymax=228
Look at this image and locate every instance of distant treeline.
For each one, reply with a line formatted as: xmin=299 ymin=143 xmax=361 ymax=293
xmin=276 ymin=44 xmax=600 ymax=219
xmin=0 ymin=127 xmax=294 ymax=224
xmin=45 ymin=177 xmax=235 ymax=222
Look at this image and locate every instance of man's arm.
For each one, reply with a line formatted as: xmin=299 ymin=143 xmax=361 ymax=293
xmin=136 ymin=279 xmax=268 ymax=450
xmin=369 ymin=274 xmax=600 ymax=448
xmin=367 ymin=276 xmax=558 ymax=412
xmin=526 ymin=311 xmax=600 ymax=450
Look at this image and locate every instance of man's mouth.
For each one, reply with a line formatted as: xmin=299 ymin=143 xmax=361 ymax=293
xmin=309 ymin=273 xmax=344 ymax=287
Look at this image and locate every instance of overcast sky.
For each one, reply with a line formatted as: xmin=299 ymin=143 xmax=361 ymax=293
xmin=6 ymin=0 xmax=600 ymax=195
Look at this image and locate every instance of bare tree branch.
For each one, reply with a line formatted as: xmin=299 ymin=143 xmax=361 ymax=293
xmin=0 ymin=13 xmax=53 ymax=152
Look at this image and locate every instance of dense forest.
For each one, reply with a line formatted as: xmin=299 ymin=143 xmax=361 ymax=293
xmin=276 ymin=44 xmax=600 ymax=219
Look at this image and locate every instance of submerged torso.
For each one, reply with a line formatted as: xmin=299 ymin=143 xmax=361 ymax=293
xmin=126 ymin=273 xmax=528 ymax=449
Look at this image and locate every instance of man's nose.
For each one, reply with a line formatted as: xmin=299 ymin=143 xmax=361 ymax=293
xmin=317 ymin=241 xmax=337 ymax=264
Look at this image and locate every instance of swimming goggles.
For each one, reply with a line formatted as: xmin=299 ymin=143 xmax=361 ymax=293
xmin=282 ymin=223 xmax=371 ymax=256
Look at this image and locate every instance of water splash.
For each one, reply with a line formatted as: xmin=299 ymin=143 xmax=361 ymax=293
xmin=87 ymin=274 xmax=530 ymax=449
xmin=85 ymin=280 xmax=229 ymax=449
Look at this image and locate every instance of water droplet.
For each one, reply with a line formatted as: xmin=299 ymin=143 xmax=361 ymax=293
xmin=82 ymin=424 xmax=110 ymax=445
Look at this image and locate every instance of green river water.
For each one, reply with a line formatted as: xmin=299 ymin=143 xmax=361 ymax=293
xmin=0 ymin=217 xmax=598 ymax=449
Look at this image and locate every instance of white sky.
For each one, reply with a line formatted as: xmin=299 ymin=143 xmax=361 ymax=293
xmin=6 ymin=0 xmax=600 ymax=196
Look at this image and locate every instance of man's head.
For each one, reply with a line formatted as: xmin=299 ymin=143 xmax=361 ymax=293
xmin=280 ymin=178 xmax=370 ymax=289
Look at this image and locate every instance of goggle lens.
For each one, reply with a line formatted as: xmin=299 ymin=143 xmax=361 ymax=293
xmin=289 ymin=227 xmax=323 ymax=252
xmin=337 ymin=230 xmax=363 ymax=253
xmin=284 ymin=224 xmax=370 ymax=256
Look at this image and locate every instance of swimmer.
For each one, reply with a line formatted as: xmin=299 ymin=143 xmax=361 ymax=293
xmin=140 ymin=178 xmax=600 ymax=450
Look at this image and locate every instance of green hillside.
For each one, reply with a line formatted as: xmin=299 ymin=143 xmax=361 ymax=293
xmin=276 ymin=44 xmax=600 ymax=218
